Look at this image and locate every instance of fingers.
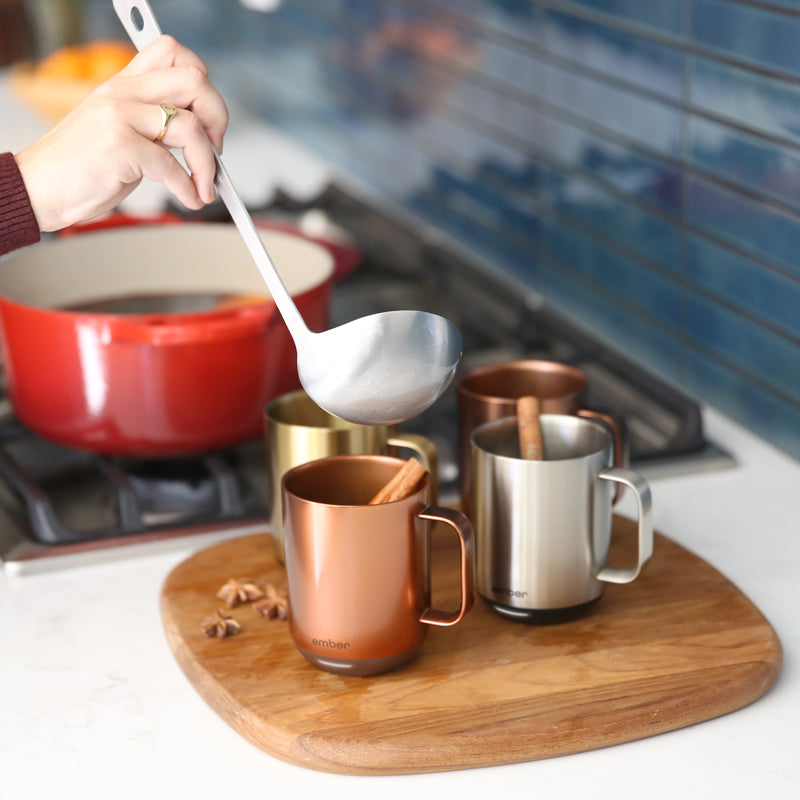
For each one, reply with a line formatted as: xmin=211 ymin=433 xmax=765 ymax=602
xmin=78 ymin=88 xmax=215 ymax=210
xmin=140 ymin=140 xmax=207 ymax=210
xmin=119 ymin=36 xmax=228 ymax=151
xmin=149 ymin=106 xmax=217 ymax=204
xmin=120 ymin=35 xmax=206 ymax=76
xmin=122 ymin=66 xmax=228 ymax=151
xmin=96 ymin=47 xmax=228 ymax=205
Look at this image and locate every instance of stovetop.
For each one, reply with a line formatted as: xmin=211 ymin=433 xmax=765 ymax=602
xmin=0 ymin=183 xmax=734 ymax=575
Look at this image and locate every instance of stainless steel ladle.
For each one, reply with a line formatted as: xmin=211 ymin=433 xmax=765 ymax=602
xmin=114 ymin=0 xmax=462 ymax=425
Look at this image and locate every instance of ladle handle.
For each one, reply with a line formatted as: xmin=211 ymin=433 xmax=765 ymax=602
xmin=112 ymin=0 xmax=310 ymax=343
xmin=212 ymin=155 xmax=309 ymax=341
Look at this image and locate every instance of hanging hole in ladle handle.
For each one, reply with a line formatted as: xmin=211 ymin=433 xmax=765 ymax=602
xmin=112 ymin=0 xmax=163 ymax=50
xmin=130 ymin=6 xmax=144 ymax=31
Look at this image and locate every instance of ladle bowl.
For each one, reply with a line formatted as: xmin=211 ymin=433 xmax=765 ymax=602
xmin=297 ymin=309 xmax=462 ymax=424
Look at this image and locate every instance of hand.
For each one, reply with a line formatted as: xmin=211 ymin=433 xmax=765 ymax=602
xmin=14 ymin=35 xmax=229 ymax=232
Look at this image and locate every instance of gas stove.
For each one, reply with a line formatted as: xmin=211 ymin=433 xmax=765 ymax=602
xmin=0 ymin=183 xmax=733 ymax=575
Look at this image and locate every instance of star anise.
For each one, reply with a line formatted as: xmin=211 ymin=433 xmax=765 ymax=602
xmin=216 ymin=577 xmax=264 ymax=608
xmin=254 ymin=583 xmax=288 ymax=620
xmin=202 ymin=609 xmax=241 ymax=638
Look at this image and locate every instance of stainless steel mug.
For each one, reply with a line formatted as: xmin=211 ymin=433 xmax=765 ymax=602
xmin=264 ymin=390 xmax=437 ymax=562
xmin=282 ymin=455 xmax=475 ymax=676
xmin=470 ymin=414 xmax=652 ymax=620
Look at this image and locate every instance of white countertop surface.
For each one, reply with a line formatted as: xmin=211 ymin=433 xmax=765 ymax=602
xmin=3 ymin=74 xmax=800 ymax=800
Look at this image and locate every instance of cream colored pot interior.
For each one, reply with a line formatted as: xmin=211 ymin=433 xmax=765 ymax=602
xmin=0 ymin=224 xmax=334 ymax=308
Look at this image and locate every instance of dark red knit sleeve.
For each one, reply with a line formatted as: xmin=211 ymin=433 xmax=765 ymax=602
xmin=0 ymin=151 xmax=40 ymax=257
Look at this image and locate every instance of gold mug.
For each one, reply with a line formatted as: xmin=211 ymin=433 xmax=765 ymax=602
xmin=264 ymin=390 xmax=437 ymax=562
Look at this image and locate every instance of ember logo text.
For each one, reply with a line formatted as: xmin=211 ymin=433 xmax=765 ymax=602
xmin=312 ymin=638 xmax=351 ymax=649
xmin=492 ymin=586 xmax=528 ymax=598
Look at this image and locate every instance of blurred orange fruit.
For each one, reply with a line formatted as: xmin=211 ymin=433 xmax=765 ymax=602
xmin=35 ymin=40 xmax=136 ymax=82
xmin=82 ymin=40 xmax=137 ymax=81
xmin=36 ymin=45 xmax=87 ymax=80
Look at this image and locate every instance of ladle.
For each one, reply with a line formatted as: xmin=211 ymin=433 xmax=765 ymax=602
xmin=114 ymin=0 xmax=462 ymax=425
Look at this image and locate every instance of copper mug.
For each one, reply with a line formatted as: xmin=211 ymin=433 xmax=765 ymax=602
xmin=457 ymin=360 xmax=624 ymax=515
xmin=265 ymin=390 xmax=437 ymax=563
xmin=282 ymin=455 xmax=475 ymax=677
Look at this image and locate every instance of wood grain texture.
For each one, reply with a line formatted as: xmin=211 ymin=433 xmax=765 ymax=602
xmin=160 ymin=517 xmax=782 ymax=774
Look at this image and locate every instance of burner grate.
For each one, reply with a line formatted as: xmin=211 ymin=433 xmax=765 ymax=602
xmin=0 ymin=416 xmax=267 ymax=547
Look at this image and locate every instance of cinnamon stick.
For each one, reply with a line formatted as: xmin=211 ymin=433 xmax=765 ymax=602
xmin=369 ymin=458 xmax=427 ymax=504
xmin=517 ymin=396 xmax=544 ymax=460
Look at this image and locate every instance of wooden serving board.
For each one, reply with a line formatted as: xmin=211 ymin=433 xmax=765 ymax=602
xmin=160 ymin=517 xmax=782 ymax=775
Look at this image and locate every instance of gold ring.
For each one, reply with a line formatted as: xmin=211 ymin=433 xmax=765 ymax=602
xmin=154 ymin=103 xmax=178 ymax=143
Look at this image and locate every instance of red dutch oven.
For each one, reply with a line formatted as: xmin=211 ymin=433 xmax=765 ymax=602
xmin=0 ymin=223 xmax=334 ymax=456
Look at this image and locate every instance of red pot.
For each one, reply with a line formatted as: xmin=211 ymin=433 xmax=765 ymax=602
xmin=0 ymin=224 xmax=334 ymax=456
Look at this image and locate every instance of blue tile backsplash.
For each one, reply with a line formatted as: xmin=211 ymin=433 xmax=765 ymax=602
xmin=88 ymin=0 xmax=800 ymax=460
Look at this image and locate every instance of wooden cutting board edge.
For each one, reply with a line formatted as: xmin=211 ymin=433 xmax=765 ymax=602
xmin=159 ymin=526 xmax=783 ymax=775
xmin=161 ymin=623 xmax=781 ymax=775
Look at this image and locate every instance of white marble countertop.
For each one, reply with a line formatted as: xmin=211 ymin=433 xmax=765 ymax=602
xmin=3 ymin=73 xmax=800 ymax=800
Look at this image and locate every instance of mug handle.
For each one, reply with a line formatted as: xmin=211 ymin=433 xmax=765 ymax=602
xmin=595 ymin=467 xmax=654 ymax=584
xmin=577 ymin=409 xmax=625 ymax=504
xmin=387 ymin=434 xmax=439 ymax=503
xmin=416 ymin=506 xmax=475 ymax=626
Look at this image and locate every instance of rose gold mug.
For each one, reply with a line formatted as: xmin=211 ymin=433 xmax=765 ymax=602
xmin=457 ymin=360 xmax=624 ymax=515
xmin=282 ymin=455 xmax=475 ymax=677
